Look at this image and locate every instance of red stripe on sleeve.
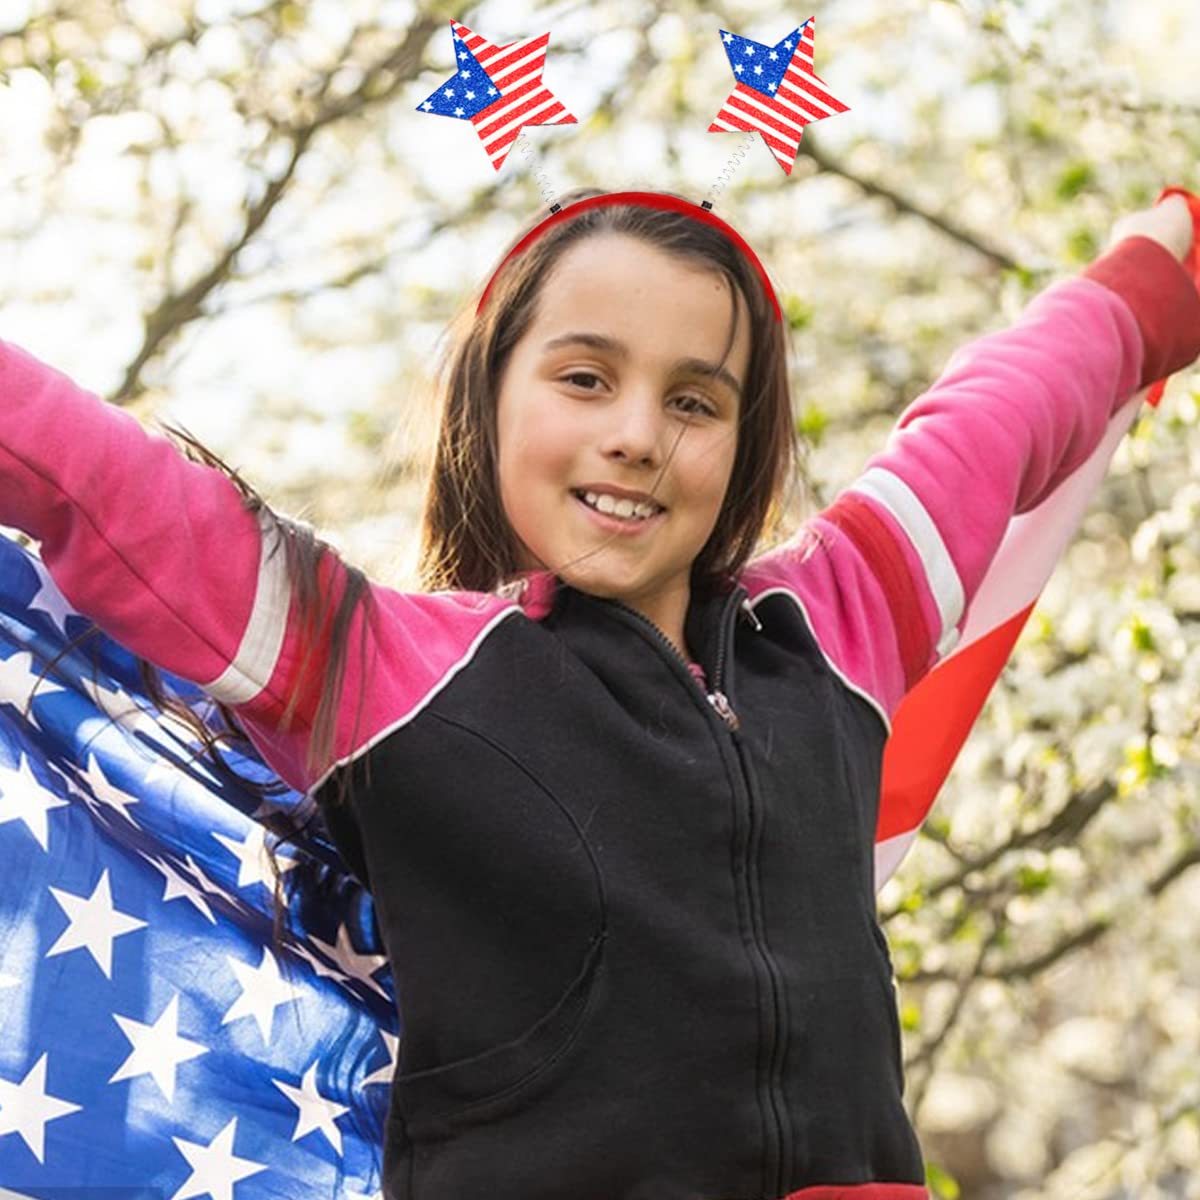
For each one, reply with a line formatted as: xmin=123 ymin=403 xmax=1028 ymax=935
xmin=824 ymin=492 xmax=932 ymax=691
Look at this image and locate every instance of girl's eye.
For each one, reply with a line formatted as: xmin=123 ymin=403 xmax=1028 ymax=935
xmin=560 ymin=373 xmax=715 ymax=418
xmin=562 ymin=372 xmax=604 ymax=391
xmin=672 ymin=394 xmax=717 ymax=418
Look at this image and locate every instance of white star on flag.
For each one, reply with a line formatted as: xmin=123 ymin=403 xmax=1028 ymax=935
xmin=25 ymin=558 xmax=81 ymax=636
xmin=147 ymin=852 xmax=218 ymax=924
xmin=213 ymin=821 xmax=298 ymax=892
xmin=0 ymin=1053 xmax=82 ymax=1162
xmin=170 ymin=1117 xmax=267 ymax=1200
xmin=222 ymin=946 xmax=302 ymax=1042
xmin=309 ymin=922 xmax=390 ymax=999
xmin=46 ymin=868 xmax=148 ymax=979
xmin=708 ymin=16 xmax=851 ymax=175
xmin=0 ymin=751 xmax=70 ymax=850
xmin=111 ymin=994 xmax=209 ymax=1102
xmin=0 ymin=649 xmax=66 ymax=731
xmin=362 ymin=1029 xmax=400 ymax=1088
xmin=272 ymin=1061 xmax=350 ymax=1153
xmin=0 ymin=532 xmax=393 ymax=1193
xmin=75 ymin=670 xmax=165 ymax=740
xmin=69 ymin=750 xmax=143 ymax=828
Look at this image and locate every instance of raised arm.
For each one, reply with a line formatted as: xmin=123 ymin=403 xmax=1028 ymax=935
xmin=0 ymin=341 xmax=519 ymax=803
xmin=742 ymin=210 xmax=1200 ymax=725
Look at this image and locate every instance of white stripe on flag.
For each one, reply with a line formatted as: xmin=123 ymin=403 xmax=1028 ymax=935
xmin=957 ymin=390 xmax=1145 ymax=649
xmin=875 ymin=827 xmax=919 ymax=894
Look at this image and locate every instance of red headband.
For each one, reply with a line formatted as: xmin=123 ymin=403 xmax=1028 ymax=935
xmin=475 ymin=191 xmax=783 ymax=322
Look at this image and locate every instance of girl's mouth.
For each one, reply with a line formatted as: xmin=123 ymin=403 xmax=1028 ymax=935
xmin=570 ymin=489 xmax=666 ymax=534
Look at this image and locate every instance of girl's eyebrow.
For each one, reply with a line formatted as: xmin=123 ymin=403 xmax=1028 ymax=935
xmin=541 ymin=331 xmax=743 ymax=398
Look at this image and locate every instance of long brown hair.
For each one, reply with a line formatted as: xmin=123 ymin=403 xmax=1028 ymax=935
xmin=30 ymin=188 xmax=800 ymax=941
xmin=420 ymin=187 xmax=797 ymax=597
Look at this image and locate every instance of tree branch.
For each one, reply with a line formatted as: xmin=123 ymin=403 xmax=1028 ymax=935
xmin=110 ymin=13 xmax=445 ymax=405
xmin=797 ymin=139 xmax=1021 ymax=271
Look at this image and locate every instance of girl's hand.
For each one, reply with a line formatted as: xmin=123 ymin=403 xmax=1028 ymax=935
xmin=1106 ymin=193 xmax=1194 ymax=262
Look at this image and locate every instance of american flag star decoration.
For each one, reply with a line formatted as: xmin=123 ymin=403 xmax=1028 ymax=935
xmin=416 ymin=19 xmax=578 ymax=172
xmin=0 ymin=534 xmax=396 ymax=1197
xmin=708 ymin=17 xmax=850 ymax=175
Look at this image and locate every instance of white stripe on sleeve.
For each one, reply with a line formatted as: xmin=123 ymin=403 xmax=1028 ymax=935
xmin=203 ymin=508 xmax=293 ymax=705
xmin=850 ymin=467 xmax=964 ymax=658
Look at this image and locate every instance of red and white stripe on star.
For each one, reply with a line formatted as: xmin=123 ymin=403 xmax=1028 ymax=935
xmin=452 ymin=20 xmax=577 ymax=171
xmin=708 ymin=17 xmax=850 ymax=175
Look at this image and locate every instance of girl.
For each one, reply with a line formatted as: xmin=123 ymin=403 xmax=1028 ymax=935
xmin=2 ymin=186 xmax=1199 ymax=1200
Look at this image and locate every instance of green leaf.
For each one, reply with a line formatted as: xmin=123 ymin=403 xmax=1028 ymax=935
xmin=926 ymin=1161 xmax=961 ymax=1199
xmin=1128 ymin=616 xmax=1156 ymax=653
xmin=1024 ymin=116 xmax=1053 ymax=143
xmin=1056 ymin=161 xmax=1096 ymax=201
xmin=1123 ymin=741 xmax=1167 ymax=784
xmin=1065 ymin=227 xmax=1099 ymax=263
xmin=1002 ymin=264 xmax=1038 ymax=291
xmin=77 ymin=66 xmax=102 ymax=97
xmin=795 ymin=403 xmax=829 ymax=447
xmin=1016 ymin=863 xmax=1053 ymax=894
xmin=782 ymin=293 xmax=813 ymax=330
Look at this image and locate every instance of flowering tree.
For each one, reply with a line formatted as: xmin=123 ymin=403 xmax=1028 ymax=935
xmin=2 ymin=0 xmax=1198 ymax=1193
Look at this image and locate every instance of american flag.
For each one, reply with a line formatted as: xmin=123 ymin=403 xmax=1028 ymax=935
xmin=0 ymin=534 xmax=395 ymax=1198
xmin=708 ymin=18 xmax=850 ymax=175
xmin=875 ymin=185 xmax=1200 ymax=887
xmin=416 ymin=20 xmax=578 ymax=172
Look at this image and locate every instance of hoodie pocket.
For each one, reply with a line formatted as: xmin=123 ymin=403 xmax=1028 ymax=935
xmin=391 ymin=928 xmax=607 ymax=1142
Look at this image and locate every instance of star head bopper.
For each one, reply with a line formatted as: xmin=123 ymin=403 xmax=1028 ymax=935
xmin=417 ymin=20 xmax=578 ymax=172
xmin=709 ymin=16 xmax=850 ymax=176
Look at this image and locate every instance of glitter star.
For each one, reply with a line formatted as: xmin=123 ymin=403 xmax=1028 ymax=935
xmin=415 ymin=20 xmax=578 ymax=170
xmin=708 ymin=18 xmax=850 ymax=175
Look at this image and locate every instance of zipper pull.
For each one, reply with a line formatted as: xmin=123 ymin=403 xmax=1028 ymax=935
xmin=740 ymin=598 xmax=762 ymax=632
xmin=707 ymin=690 xmax=740 ymax=731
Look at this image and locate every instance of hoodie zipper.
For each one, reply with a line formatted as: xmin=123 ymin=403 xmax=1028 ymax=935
xmin=607 ymin=597 xmax=742 ymax=730
xmin=604 ymin=590 xmax=789 ymax=1197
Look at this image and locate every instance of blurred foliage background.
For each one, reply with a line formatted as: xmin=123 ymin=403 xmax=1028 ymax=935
xmin=2 ymin=0 xmax=1200 ymax=1195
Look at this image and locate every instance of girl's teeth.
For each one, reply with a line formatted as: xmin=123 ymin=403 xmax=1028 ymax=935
xmin=581 ymin=491 xmax=660 ymax=521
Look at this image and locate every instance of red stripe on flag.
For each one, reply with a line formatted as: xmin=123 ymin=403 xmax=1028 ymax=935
xmin=878 ymin=602 xmax=1035 ymax=841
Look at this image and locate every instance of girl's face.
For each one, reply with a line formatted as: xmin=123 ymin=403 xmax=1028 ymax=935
xmin=495 ymin=233 xmax=751 ymax=630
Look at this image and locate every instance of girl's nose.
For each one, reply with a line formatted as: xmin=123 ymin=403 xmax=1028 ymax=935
xmin=600 ymin=393 xmax=664 ymax=468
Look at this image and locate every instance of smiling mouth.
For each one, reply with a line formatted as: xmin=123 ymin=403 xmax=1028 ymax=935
xmin=570 ymin=489 xmax=666 ymax=523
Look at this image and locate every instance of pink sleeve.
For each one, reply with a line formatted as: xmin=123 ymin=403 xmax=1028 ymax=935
xmin=0 ymin=340 xmax=520 ymax=793
xmin=743 ymin=236 xmax=1200 ymax=725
